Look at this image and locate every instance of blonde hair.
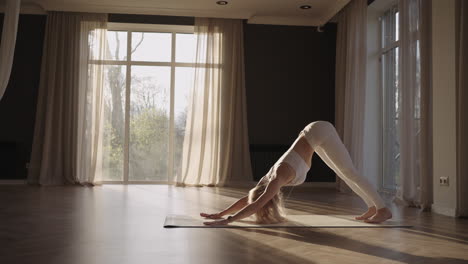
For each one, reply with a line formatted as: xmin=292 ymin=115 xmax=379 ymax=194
xmin=248 ymin=183 xmax=287 ymax=224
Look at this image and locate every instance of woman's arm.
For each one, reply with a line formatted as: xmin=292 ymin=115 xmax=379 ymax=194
xmin=203 ymin=164 xmax=293 ymax=225
xmin=220 ymin=196 xmax=249 ymax=215
xmin=200 ymin=196 xmax=249 ymax=219
xmin=203 ymin=164 xmax=294 ymax=225
xmin=203 ymin=178 xmax=282 ymax=225
xmin=227 ymin=177 xmax=283 ymax=222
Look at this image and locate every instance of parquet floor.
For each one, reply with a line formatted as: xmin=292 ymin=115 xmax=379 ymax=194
xmin=1 ymin=185 xmax=467 ymax=264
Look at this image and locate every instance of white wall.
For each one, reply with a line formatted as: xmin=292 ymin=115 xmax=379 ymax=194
xmin=365 ymin=0 xmax=461 ymax=216
xmin=431 ymin=0 xmax=458 ymax=216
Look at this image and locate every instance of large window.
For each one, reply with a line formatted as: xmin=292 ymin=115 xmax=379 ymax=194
xmin=92 ymin=23 xmax=196 ymax=183
xmin=380 ymin=6 xmax=400 ymax=191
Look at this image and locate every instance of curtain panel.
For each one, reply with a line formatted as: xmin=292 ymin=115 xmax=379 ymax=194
xmin=334 ymin=0 xmax=368 ymax=193
xmin=28 ymin=12 xmax=107 ymax=185
xmin=177 ymin=18 xmax=252 ymax=186
xmin=395 ymin=0 xmax=432 ymax=210
xmin=0 ymin=0 xmax=20 ymax=101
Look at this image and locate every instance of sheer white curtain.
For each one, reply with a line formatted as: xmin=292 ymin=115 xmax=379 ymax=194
xmin=334 ymin=0 xmax=368 ymax=193
xmin=76 ymin=15 xmax=107 ymax=184
xmin=177 ymin=18 xmax=252 ymax=186
xmin=29 ymin=12 xmax=107 ymax=185
xmin=0 ymin=0 xmax=20 ymax=101
xmin=395 ymin=0 xmax=432 ymax=209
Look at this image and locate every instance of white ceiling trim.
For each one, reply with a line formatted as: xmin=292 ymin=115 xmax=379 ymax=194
xmin=15 ymin=0 xmax=352 ymax=26
xmin=251 ymin=0 xmax=351 ymax=27
xmin=0 ymin=2 xmax=46 ymax=14
xmin=27 ymin=1 xmax=256 ymax=19
xmin=247 ymin=16 xmax=322 ymax=27
xmin=316 ymin=0 xmax=350 ymax=25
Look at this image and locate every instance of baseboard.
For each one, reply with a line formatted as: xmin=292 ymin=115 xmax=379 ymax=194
xmin=0 ymin=180 xmax=27 ymax=185
xmin=432 ymin=204 xmax=457 ymax=217
xmin=456 ymin=207 xmax=468 ymax=217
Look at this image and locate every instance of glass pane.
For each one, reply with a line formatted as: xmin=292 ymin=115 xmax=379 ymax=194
xmin=382 ymin=47 xmax=400 ymax=190
xmin=414 ymin=40 xmax=421 ymax=119
xmin=102 ymin=65 xmax=126 ymax=181
xmin=106 ymin=31 xmax=127 ymax=61
xmin=131 ymin=32 xmax=171 ymax=62
xmin=173 ymin=67 xmax=194 ymax=179
xmin=395 ymin=11 xmax=400 ymax=42
xmin=176 ymin=34 xmax=196 ymax=63
xmin=129 ymin=66 xmax=171 ymax=181
xmin=382 ymin=7 xmax=398 ymax=49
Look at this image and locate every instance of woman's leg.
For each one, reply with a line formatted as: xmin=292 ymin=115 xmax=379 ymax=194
xmin=314 ymin=139 xmax=386 ymax=210
xmin=303 ymin=121 xmax=386 ymax=210
xmin=303 ymin=121 xmax=391 ymax=222
xmin=315 ymin=139 xmax=393 ymax=222
xmin=315 ymin=146 xmax=378 ymax=219
xmin=317 ymin=150 xmax=374 ymax=207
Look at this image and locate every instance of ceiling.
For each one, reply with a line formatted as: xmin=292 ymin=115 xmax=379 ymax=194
xmin=19 ymin=0 xmax=351 ymax=26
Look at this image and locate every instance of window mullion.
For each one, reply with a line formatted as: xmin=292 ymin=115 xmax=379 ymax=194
xmin=168 ymin=32 xmax=176 ymax=183
xmin=381 ymin=40 xmax=399 ymax=54
xmin=123 ymin=30 xmax=132 ymax=184
xmin=90 ymin=60 xmax=196 ymax=67
xmin=380 ymin=5 xmax=400 ymax=192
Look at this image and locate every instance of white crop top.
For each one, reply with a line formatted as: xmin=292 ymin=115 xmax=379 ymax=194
xmin=278 ymin=149 xmax=310 ymax=186
xmin=258 ymin=149 xmax=310 ymax=187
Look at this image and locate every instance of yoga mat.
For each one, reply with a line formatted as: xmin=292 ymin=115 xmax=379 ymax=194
xmin=164 ymin=214 xmax=412 ymax=228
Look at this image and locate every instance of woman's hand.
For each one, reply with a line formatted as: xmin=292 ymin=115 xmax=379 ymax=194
xmin=203 ymin=217 xmax=231 ymax=226
xmin=200 ymin=212 xmax=223 ymax=219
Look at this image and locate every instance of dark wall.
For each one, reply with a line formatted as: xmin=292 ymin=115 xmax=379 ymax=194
xmin=244 ymin=23 xmax=336 ymax=144
xmin=244 ymin=22 xmax=337 ymax=182
xmin=0 ymin=14 xmax=46 ymax=180
xmin=109 ymin=14 xmax=194 ymax=25
xmin=0 ymin=13 xmax=336 ymax=182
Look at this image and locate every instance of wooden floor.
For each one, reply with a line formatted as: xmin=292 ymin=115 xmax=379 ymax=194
xmin=1 ymin=185 xmax=468 ymax=264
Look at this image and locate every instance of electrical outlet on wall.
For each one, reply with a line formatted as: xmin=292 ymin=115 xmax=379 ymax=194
xmin=439 ymin=176 xmax=449 ymax=186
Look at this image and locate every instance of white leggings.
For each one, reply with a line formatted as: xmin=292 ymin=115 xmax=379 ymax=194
xmin=302 ymin=121 xmax=386 ymax=209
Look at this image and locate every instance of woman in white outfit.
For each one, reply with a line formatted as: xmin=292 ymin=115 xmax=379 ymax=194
xmin=202 ymin=121 xmax=392 ymax=225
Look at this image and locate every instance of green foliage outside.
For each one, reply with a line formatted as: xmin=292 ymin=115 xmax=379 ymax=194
xmin=101 ymin=64 xmax=187 ymax=182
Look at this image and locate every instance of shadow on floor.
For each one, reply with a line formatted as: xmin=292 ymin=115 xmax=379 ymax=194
xmin=234 ymin=227 xmax=467 ymax=264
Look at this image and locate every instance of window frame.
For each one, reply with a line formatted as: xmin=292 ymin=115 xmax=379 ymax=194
xmin=379 ymin=5 xmax=400 ymax=193
xmin=94 ymin=23 xmax=195 ymax=184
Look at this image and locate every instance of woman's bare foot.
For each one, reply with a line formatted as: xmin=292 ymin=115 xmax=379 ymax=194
xmin=355 ymin=206 xmax=376 ymax=220
xmin=364 ymin=207 xmax=392 ymax=223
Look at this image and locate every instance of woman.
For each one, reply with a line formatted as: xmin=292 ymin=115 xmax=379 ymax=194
xmin=201 ymin=121 xmax=392 ymax=225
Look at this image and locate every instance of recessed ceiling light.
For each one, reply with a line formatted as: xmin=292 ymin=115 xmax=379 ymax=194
xmin=216 ymin=1 xmax=228 ymax=5
xmin=300 ymin=5 xmax=311 ymax=9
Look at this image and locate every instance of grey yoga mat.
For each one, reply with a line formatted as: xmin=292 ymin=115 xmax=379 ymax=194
xmin=164 ymin=214 xmax=412 ymax=228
